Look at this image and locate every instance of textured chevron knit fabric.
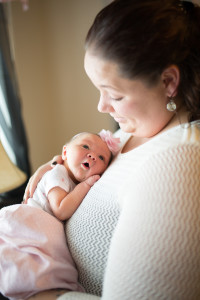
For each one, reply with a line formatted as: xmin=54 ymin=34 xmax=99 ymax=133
xmin=63 ymin=121 xmax=200 ymax=300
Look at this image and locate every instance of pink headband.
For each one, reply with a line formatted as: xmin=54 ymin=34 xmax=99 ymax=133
xmin=99 ymin=129 xmax=121 ymax=155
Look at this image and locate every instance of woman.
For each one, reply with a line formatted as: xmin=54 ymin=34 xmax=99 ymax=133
xmin=25 ymin=0 xmax=200 ymax=299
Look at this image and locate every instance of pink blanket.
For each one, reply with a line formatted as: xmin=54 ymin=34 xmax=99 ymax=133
xmin=0 ymin=204 xmax=84 ymax=300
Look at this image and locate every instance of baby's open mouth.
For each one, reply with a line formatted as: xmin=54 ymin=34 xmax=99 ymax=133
xmin=82 ymin=162 xmax=90 ymax=169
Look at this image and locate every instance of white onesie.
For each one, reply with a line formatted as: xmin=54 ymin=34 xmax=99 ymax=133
xmin=28 ymin=164 xmax=76 ymax=215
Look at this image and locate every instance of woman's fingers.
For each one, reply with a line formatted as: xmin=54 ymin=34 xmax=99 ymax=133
xmin=28 ymin=172 xmax=40 ymax=198
xmin=23 ymin=172 xmax=39 ymax=203
xmin=51 ymin=155 xmax=63 ymax=167
xmin=23 ymin=176 xmax=33 ymax=203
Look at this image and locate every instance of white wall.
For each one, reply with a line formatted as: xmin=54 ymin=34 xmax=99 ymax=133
xmin=6 ymin=0 xmax=115 ymax=172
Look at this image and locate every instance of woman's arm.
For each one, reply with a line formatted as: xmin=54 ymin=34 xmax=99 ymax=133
xmin=48 ymin=175 xmax=100 ymax=221
xmin=102 ymin=144 xmax=200 ymax=300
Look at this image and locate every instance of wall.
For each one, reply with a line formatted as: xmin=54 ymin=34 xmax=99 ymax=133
xmin=6 ymin=0 xmax=115 ymax=172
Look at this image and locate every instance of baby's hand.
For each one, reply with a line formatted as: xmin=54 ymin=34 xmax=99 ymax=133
xmin=84 ymin=175 xmax=100 ymax=187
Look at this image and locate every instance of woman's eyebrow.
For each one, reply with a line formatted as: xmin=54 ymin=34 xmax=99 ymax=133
xmin=99 ymin=84 xmax=119 ymax=91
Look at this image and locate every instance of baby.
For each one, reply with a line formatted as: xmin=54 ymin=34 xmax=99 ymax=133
xmin=0 ymin=130 xmax=120 ymax=300
xmin=27 ymin=130 xmax=120 ymax=220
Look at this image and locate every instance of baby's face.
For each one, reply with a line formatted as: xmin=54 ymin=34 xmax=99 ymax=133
xmin=63 ymin=133 xmax=111 ymax=183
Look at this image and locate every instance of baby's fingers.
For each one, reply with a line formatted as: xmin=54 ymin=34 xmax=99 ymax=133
xmin=85 ymin=175 xmax=100 ymax=187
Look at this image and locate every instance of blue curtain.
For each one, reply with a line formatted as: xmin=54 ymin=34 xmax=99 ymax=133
xmin=0 ymin=4 xmax=31 ymax=209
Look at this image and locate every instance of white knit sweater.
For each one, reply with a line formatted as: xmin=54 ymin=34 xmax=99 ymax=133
xmin=61 ymin=121 xmax=200 ymax=300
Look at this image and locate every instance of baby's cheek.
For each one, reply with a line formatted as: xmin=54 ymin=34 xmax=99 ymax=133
xmin=99 ymin=164 xmax=107 ymax=175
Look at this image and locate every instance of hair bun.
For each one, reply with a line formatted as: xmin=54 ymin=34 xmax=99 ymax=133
xmin=180 ymin=0 xmax=195 ymax=12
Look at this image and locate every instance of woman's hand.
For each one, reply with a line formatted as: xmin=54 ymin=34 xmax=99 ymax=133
xmin=23 ymin=155 xmax=63 ymax=203
xmin=51 ymin=155 xmax=63 ymax=166
xmin=23 ymin=162 xmax=51 ymax=203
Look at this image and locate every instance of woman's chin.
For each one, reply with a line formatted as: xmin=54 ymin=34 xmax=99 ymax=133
xmin=118 ymin=123 xmax=135 ymax=134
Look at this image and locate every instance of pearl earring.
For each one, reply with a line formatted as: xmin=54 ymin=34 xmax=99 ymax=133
xmin=166 ymin=96 xmax=176 ymax=112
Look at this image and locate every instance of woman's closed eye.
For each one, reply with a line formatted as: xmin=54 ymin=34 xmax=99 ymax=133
xmin=110 ymin=96 xmax=123 ymax=101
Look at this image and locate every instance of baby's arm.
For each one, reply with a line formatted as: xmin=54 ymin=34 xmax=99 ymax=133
xmin=48 ymin=175 xmax=100 ymax=221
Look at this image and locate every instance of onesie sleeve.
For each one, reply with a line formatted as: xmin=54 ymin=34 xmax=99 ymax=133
xmin=102 ymin=144 xmax=200 ymax=300
xmin=43 ymin=164 xmax=74 ymax=196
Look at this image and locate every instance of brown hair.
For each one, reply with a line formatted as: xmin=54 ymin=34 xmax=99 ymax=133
xmin=85 ymin=0 xmax=200 ymax=121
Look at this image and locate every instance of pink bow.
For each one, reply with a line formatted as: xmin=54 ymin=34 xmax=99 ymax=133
xmin=99 ymin=129 xmax=121 ymax=155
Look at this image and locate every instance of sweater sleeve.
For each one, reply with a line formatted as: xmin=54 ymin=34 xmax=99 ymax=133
xmin=58 ymin=292 xmax=100 ymax=300
xmin=102 ymin=144 xmax=200 ymax=300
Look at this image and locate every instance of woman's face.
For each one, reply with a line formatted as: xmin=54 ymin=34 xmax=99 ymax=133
xmin=84 ymin=51 xmax=175 ymax=138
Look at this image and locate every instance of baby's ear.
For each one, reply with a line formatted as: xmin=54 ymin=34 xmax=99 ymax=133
xmin=62 ymin=145 xmax=67 ymax=160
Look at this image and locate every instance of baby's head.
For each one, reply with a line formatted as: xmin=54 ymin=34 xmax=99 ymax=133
xmin=62 ymin=131 xmax=120 ymax=183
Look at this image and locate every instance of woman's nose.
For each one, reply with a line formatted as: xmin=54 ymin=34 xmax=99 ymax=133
xmin=87 ymin=153 xmax=96 ymax=161
xmin=98 ymin=94 xmax=113 ymax=113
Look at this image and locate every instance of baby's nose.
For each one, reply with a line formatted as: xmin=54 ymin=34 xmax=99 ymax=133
xmin=87 ymin=153 xmax=96 ymax=161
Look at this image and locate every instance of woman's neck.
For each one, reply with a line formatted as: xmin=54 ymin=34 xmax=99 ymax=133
xmin=161 ymin=106 xmax=189 ymax=133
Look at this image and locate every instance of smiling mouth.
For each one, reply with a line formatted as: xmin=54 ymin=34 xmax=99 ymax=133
xmin=113 ymin=117 xmax=125 ymax=123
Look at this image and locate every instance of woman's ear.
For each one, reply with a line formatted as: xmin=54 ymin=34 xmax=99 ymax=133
xmin=161 ymin=65 xmax=180 ymax=97
xmin=62 ymin=145 xmax=67 ymax=160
